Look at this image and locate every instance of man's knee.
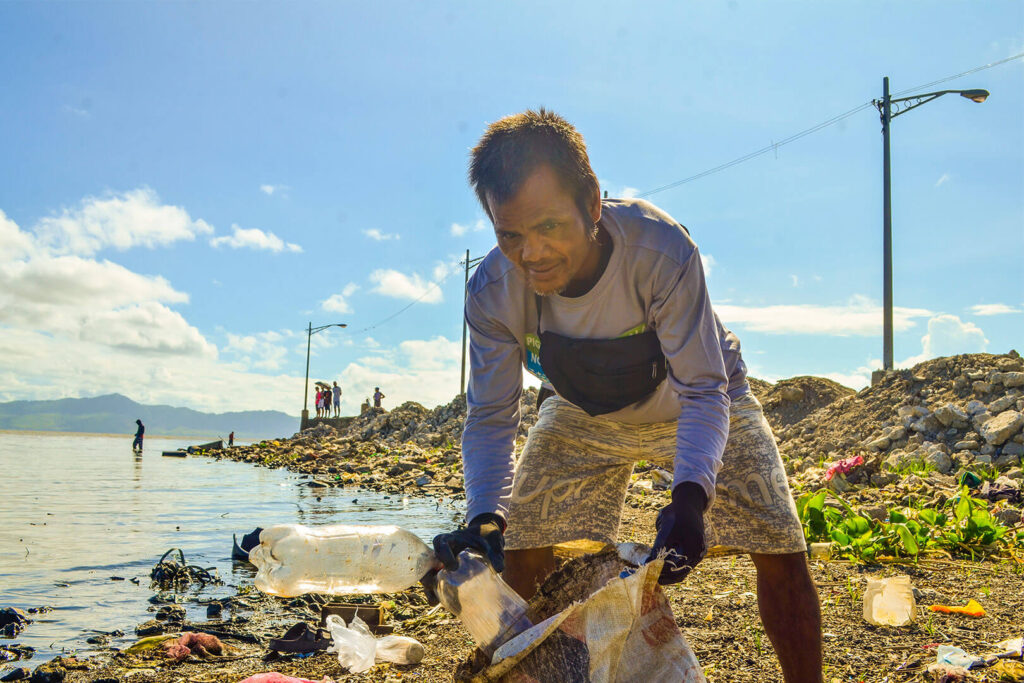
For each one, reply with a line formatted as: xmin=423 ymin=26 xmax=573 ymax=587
xmin=749 ymin=552 xmax=813 ymax=583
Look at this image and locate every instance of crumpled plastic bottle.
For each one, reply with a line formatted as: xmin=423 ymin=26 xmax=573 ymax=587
xmin=436 ymin=550 xmax=533 ymax=657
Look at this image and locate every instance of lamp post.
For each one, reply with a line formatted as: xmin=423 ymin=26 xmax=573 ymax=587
xmin=302 ymin=321 xmax=347 ymax=423
xmin=873 ymin=77 xmax=988 ymax=378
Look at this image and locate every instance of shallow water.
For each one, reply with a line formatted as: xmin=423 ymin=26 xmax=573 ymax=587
xmin=0 ymin=432 xmax=463 ymax=662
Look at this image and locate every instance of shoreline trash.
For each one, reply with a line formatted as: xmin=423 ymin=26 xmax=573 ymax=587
xmin=863 ymin=575 xmax=915 ymax=626
xmin=436 ymin=550 xmax=533 ymax=659
xmin=928 ymin=599 xmax=986 ymax=618
xmin=250 ymin=524 xmax=438 ymax=596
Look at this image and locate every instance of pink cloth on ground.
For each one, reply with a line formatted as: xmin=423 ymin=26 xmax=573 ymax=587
xmin=824 ymin=455 xmax=864 ymax=481
xmin=238 ymin=674 xmax=332 ymax=683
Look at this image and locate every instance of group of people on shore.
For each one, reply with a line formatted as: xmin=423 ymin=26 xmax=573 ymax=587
xmin=315 ymin=382 xmax=341 ymax=418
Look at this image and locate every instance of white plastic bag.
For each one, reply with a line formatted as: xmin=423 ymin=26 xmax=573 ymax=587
xmin=324 ymin=614 xmax=377 ymax=673
xmin=324 ymin=614 xmax=426 ymax=670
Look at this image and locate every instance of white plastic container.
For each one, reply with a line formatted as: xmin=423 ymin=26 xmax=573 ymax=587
xmin=863 ymin=575 xmax=915 ymax=626
xmin=436 ymin=551 xmax=533 ymax=657
xmin=250 ymin=524 xmax=437 ymax=596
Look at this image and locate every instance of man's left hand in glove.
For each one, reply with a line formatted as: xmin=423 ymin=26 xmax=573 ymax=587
xmin=645 ymin=481 xmax=708 ymax=585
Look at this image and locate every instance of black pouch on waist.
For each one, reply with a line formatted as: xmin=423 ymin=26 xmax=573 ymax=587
xmin=536 ymin=296 xmax=667 ymax=416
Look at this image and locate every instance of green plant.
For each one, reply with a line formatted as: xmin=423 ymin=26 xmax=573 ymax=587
xmin=844 ymin=578 xmax=860 ymax=607
xmin=795 ymin=486 xmax=1019 ymax=564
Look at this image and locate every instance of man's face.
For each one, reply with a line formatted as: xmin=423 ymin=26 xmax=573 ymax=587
xmin=487 ymin=165 xmax=602 ymax=296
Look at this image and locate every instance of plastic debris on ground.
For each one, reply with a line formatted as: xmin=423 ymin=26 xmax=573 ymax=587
xmin=863 ymin=575 xmax=915 ymax=626
xmin=160 ymin=631 xmax=225 ymax=661
xmin=928 ymin=599 xmax=986 ymax=618
xmin=936 ymin=645 xmax=980 ymax=669
xmin=824 ymin=454 xmax=864 ymax=481
xmin=322 ymin=613 xmax=424 ymax=672
xmin=238 ymin=674 xmax=334 ymax=683
xmin=926 ymin=663 xmax=970 ymax=682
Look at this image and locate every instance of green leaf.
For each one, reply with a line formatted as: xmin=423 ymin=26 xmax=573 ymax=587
xmin=889 ymin=510 xmax=908 ymax=524
xmin=830 ymin=530 xmax=851 ymax=546
xmin=895 ymin=524 xmax=919 ymax=555
xmin=919 ymin=509 xmax=939 ymax=525
xmin=954 ymin=495 xmax=971 ymax=522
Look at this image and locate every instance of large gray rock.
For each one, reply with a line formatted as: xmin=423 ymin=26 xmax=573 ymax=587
xmin=993 ymin=371 xmax=1024 ymax=387
xmin=987 ymin=395 xmax=1017 ymax=415
xmin=934 ymin=403 xmax=969 ymax=428
xmin=925 ymin=449 xmax=953 ymax=474
xmin=979 ymin=410 xmax=1024 ymax=445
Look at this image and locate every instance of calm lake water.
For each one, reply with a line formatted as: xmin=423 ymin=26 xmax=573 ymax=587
xmin=0 ymin=432 xmax=463 ymax=663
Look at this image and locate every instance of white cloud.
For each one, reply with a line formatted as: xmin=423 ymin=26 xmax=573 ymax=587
xmin=969 ymin=303 xmax=1020 ymax=316
xmin=790 ymin=275 xmax=799 ymax=287
xmin=337 ymin=335 xmax=462 ymax=412
xmin=715 ymin=295 xmax=931 ymax=336
xmin=620 ymin=187 xmax=640 ymax=199
xmin=210 ymin=224 xmax=302 ymax=253
xmin=935 ymin=173 xmax=950 ymax=187
xmin=700 ymin=253 xmax=716 ymax=278
xmin=33 ymin=188 xmax=213 ymax=256
xmin=225 ymin=330 xmax=291 ymax=370
xmin=0 ymin=210 xmax=36 ymax=260
xmin=450 ymin=219 xmax=488 ymax=237
xmin=322 ymin=283 xmax=360 ymax=314
xmin=259 ymin=184 xmax=289 ymax=197
xmin=0 ymin=194 xmax=314 ymax=415
xmin=899 ymin=314 xmax=988 ymax=367
xmin=363 ymin=228 xmax=400 ymax=241
xmin=369 ymin=268 xmax=444 ymax=303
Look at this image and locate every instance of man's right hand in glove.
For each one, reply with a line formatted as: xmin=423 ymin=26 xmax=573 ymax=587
xmin=421 ymin=513 xmax=506 ymax=605
xmin=433 ymin=512 xmax=506 ymax=572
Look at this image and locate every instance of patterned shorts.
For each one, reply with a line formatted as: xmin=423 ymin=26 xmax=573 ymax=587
xmin=504 ymin=392 xmax=806 ymax=556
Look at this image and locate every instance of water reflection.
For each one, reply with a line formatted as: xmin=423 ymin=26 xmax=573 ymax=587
xmin=0 ymin=432 xmax=461 ymax=662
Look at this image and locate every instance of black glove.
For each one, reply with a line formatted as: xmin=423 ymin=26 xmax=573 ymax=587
xmin=421 ymin=513 xmax=506 ymax=605
xmin=645 ymin=482 xmax=708 ymax=585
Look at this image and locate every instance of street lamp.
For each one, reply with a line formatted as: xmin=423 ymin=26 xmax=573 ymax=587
xmin=873 ymin=77 xmax=989 ymax=377
xmin=302 ymin=321 xmax=347 ymax=422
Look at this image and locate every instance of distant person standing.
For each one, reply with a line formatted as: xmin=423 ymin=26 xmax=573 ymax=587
xmin=332 ymin=382 xmax=342 ymax=418
xmin=373 ymin=387 xmax=385 ymax=410
xmin=132 ymin=419 xmax=145 ymax=452
xmin=228 ymin=431 xmax=234 ymax=447
xmin=315 ymin=388 xmax=323 ymax=418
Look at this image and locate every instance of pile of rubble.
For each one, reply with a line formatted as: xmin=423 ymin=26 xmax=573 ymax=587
xmin=218 ymin=388 xmax=540 ymax=498
xmin=216 ymin=352 xmax=1023 ymax=523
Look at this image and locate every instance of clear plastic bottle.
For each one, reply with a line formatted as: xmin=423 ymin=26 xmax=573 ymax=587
xmin=436 ymin=551 xmax=533 ymax=657
xmin=250 ymin=524 xmax=438 ymax=596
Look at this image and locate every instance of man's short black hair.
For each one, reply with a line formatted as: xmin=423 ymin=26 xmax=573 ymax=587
xmin=469 ymin=108 xmax=599 ymax=224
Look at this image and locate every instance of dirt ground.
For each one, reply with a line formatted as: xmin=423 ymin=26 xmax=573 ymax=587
xmin=7 ymin=352 xmax=1023 ymax=682
xmin=30 ymin=500 xmax=1019 ymax=683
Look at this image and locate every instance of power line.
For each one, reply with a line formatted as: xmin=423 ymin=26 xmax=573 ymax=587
xmin=637 ymin=51 xmax=1024 ymax=198
xmin=350 ymin=263 xmax=462 ymax=334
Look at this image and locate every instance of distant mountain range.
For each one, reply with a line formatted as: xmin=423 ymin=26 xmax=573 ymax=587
xmin=0 ymin=393 xmax=299 ymax=439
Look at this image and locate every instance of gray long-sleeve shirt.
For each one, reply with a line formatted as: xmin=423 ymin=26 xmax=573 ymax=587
xmin=462 ymin=198 xmax=749 ymax=522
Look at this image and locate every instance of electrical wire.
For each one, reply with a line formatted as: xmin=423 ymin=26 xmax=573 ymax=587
xmin=637 ymin=51 xmax=1024 ymax=198
xmin=334 ymin=53 xmax=1024 ymax=331
xmin=349 ymin=263 xmax=462 ymax=334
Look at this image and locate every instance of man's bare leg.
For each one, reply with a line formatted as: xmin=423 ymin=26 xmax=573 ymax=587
xmin=503 ymin=547 xmax=555 ymax=600
xmin=750 ymin=552 xmax=822 ymax=683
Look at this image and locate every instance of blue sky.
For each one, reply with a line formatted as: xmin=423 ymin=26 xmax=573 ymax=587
xmin=1 ymin=1 xmax=1021 ymax=417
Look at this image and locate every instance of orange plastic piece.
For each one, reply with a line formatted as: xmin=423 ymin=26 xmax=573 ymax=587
xmin=927 ymin=599 xmax=986 ymax=617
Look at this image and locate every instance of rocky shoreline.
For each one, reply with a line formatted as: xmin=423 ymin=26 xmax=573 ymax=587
xmin=3 ymin=351 xmax=1023 ymax=682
